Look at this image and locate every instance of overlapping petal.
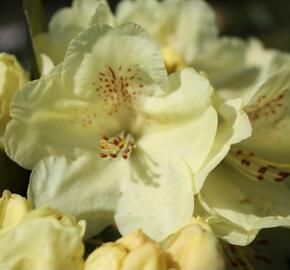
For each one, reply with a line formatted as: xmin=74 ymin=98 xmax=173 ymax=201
xmin=198 ymin=163 xmax=290 ymax=245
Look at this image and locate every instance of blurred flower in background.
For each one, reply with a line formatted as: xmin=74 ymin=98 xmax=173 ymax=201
xmin=1 ymin=0 xmax=290 ymax=67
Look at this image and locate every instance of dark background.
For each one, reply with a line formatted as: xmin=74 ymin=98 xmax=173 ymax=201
xmin=0 ymin=0 xmax=290 ymax=67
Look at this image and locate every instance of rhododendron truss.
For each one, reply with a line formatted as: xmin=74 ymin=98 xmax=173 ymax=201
xmin=5 ymin=23 xmax=250 ymax=241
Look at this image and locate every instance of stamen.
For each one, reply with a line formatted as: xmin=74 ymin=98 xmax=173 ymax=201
xmin=99 ymin=132 xmax=136 ymax=159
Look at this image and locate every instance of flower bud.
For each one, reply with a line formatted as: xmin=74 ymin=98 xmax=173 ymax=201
xmin=121 ymin=241 xmax=167 ymax=270
xmin=85 ymin=230 xmax=167 ymax=270
xmin=0 ymin=53 xmax=28 ymax=148
xmin=162 ymin=218 xmax=225 ymax=270
xmin=85 ymin=243 xmax=128 ymax=270
xmin=117 ymin=229 xmax=155 ymax=251
xmin=0 ymin=190 xmax=31 ymax=235
xmin=0 ymin=207 xmax=85 ymax=270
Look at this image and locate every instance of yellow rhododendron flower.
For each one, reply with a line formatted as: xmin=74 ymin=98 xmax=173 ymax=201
xmin=5 ymin=23 xmax=250 ymax=241
xmin=0 ymin=205 xmax=85 ymax=270
xmin=0 ymin=190 xmax=31 ymax=235
xmin=0 ymin=53 xmax=28 ymax=148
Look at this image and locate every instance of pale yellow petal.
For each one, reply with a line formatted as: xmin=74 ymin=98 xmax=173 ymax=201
xmin=0 ymin=207 xmax=85 ymax=270
xmin=28 ymin=153 xmax=130 ymax=238
xmin=115 ymin=157 xmax=194 ymax=242
xmin=199 ymin=163 xmax=290 ymax=245
xmin=0 ymin=53 xmax=28 ymax=149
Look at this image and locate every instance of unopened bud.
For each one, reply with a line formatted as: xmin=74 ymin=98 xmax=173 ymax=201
xmin=162 ymin=218 xmax=225 ymax=270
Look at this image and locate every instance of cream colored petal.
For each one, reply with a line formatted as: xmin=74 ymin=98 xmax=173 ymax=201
xmin=28 ymin=153 xmax=130 ymax=238
xmin=199 ymin=163 xmax=290 ymax=245
xmin=116 ymin=0 xmax=160 ymax=37
xmin=194 ymin=97 xmax=251 ymax=192
xmin=4 ymin=66 xmax=111 ymax=169
xmin=115 ymin=156 xmax=194 ymax=242
xmin=72 ymin=0 xmax=104 ymax=26
xmin=241 ymin=61 xmax=290 ymax=165
xmin=116 ymin=0 xmax=218 ymax=63
xmin=140 ymin=68 xmax=213 ymax=117
xmin=38 ymin=53 xmax=55 ymax=75
xmin=34 ymin=0 xmax=109 ymax=68
xmin=89 ymin=0 xmax=115 ymax=26
xmin=138 ymin=108 xmax=217 ymax=190
xmin=0 ymin=207 xmax=85 ymax=270
xmin=173 ymin=0 xmax=218 ymax=62
xmin=139 ymin=69 xmax=218 ymax=191
xmin=212 ymin=39 xmax=289 ymax=101
xmin=194 ymin=38 xmax=247 ymax=89
xmin=62 ymin=23 xmax=167 ymax=97
xmin=0 ymin=53 xmax=28 ymax=149
xmin=49 ymin=8 xmax=83 ymax=44
xmin=201 ymin=214 xmax=259 ymax=246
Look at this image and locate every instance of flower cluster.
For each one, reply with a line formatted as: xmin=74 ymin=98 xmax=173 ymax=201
xmin=0 ymin=0 xmax=290 ymax=269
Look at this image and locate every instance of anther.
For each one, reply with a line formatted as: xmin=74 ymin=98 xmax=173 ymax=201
xmin=99 ymin=132 xmax=136 ymax=160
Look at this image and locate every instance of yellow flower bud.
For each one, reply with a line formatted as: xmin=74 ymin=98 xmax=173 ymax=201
xmin=0 ymin=190 xmax=31 ymax=235
xmin=117 ymin=229 xmax=155 ymax=251
xmin=121 ymin=241 xmax=167 ymax=270
xmin=0 ymin=207 xmax=85 ymax=270
xmin=85 ymin=243 xmax=128 ymax=270
xmin=162 ymin=218 xmax=225 ymax=270
xmin=85 ymin=230 xmax=167 ymax=270
xmin=0 ymin=53 xmax=28 ymax=148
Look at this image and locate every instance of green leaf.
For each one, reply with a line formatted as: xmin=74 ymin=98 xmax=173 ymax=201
xmin=23 ymin=0 xmax=47 ymax=79
xmin=0 ymin=150 xmax=30 ymax=196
